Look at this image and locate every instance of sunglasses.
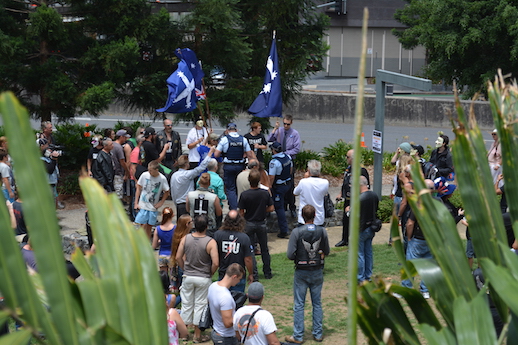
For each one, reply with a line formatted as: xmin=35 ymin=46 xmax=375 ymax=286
xmin=283 ymin=122 xmax=291 ymax=126
xmin=165 ymin=124 xmax=172 ymax=127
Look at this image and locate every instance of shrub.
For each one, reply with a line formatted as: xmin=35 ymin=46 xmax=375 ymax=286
xmin=377 ymin=195 xmax=394 ymax=222
xmin=58 ymin=172 xmax=81 ymax=196
xmin=113 ymin=120 xmax=151 ymax=136
xmin=321 ymin=139 xmax=351 ymax=172
xmin=53 ymin=123 xmax=101 ymax=171
xmin=293 ymin=149 xmax=321 ymax=171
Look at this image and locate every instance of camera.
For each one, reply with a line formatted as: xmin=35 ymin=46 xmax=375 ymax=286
xmin=44 ymin=144 xmax=65 ymax=157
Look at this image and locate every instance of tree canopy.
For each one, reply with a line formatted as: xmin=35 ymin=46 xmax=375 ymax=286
xmin=0 ymin=0 xmax=329 ymax=124
xmin=394 ymin=0 xmax=518 ymax=97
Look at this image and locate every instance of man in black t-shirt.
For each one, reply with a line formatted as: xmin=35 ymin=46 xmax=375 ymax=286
xmin=336 ymin=149 xmax=370 ymax=247
xmin=141 ymin=127 xmax=169 ymax=169
xmin=213 ymin=210 xmax=254 ymax=292
xmin=238 ymin=169 xmax=274 ymax=279
xmin=244 ymin=122 xmax=268 ymax=163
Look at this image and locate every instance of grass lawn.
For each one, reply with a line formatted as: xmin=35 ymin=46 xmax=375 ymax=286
xmin=256 ymin=243 xmax=404 ymax=345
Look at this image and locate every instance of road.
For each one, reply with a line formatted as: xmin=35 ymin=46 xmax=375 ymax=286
xmin=48 ymin=114 xmax=494 ymax=153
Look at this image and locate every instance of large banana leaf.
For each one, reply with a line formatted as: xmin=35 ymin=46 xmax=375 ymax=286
xmin=0 ymin=91 xmax=168 ymax=344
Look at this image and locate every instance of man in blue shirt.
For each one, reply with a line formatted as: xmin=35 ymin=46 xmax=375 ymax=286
xmin=215 ymin=123 xmax=255 ymax=210
xmin=268 ymin=142 xmax=293 ymax=238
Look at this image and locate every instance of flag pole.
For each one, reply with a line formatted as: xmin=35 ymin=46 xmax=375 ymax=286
xmin=202 ymin=79 xmax=213 ymax=130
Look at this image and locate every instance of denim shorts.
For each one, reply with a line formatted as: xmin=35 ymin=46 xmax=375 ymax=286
xmin=134 ymin=209 xmax=157 ymax=225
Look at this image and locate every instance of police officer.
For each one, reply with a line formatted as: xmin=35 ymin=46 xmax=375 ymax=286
xmin=214 ymin=123 xmax=255 ymax=210
xmin=268 ymin=142 xmax=293 ymax=238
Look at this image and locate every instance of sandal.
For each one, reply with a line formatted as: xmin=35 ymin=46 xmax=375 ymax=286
xmin=193 ymin=334 xmax=211 ymax=343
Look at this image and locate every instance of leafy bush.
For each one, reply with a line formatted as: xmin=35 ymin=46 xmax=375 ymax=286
xmin=377 ymin=195 xmax=394 ymax=222
xmin=113 ymin=120 xmax=151 ymax=136
xmin=360 ymin=147 xmax=374 ymax=166
xmin=53 ymin=123 xmax=101 ymax=171
xmin=322 ymin=139 xmax=351 ymax=171
xmin=58 ymin=172 xmax=81 ymax=196
xmin=293 ymin=149 xmax=321 ymax=171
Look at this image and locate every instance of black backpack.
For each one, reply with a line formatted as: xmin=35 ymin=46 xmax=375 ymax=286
xmin=421 ymin=161 xmax=438 ymax=180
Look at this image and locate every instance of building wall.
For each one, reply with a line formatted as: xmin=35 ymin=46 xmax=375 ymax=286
xmin=324 ymin=0 xmax=427 ymax=78
xmin=284 ymin=91 xmax=494 ymax=129
xmin=326 ymin=28 xmax=426 ymax=78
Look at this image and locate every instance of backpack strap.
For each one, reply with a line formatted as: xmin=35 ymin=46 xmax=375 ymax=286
xmin=241 ymin=307 xmax=262 ymax=344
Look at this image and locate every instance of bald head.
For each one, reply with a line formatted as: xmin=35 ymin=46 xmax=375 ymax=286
xmin=248 ymin=159 xmax=259 ymax=169
xmin=347 ymin=149 xmax=354 ymax=165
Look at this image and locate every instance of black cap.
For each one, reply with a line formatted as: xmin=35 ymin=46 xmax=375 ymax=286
xmin=144 ymin=127 xmax=156 ymax=138
xmin=270 ymin=142 xmax=282 ymax=152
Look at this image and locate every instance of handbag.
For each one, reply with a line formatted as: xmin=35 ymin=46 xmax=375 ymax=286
xmin=324 ymin=193 xmax=334 ymax=218
xmin=198 ymin=303 xmax=213 ymax=331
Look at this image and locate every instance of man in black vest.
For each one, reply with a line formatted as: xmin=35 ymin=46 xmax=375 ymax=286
xmin=335 ymin=149 xmax=370 ymax=247
xmin=286 ymin=205 xmax=330 ymax=344
xmin=214 ymin=123 xmax=255 ymax=210
xmin=155 ymin=118 xmax=182 ymax=171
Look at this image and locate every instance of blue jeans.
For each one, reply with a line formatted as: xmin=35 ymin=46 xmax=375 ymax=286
xmin=293 ymin=268 xmax=324 ymax=341
xmin=401 ymin=238 xmax=432 ymax=293
xmin=2 ymin=189 xmax=14 ymax=203
xmin=245 ymin=221 xmax=271 ymax=277
xmin=223 ymin=163 xmax=245 ymax=210
xmin=272 ymin=183 xmax=290 ymax=235
xmin=358 ymin=228 xmax=375 ymax=283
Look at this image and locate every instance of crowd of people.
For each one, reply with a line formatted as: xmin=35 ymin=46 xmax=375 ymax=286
xmin=5 ymin=116 xmax=517 ymax=344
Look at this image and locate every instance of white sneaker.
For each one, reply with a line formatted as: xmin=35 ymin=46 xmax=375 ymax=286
xmin=422 ymin=292 xmax=430 ymax=299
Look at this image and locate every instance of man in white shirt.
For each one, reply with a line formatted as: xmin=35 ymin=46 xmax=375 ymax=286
xmin=233 ymin=282 xmax=281 ymax=345
xmin=186 ymin=118 xmax=209 ymax=169
xmin=134 ymin=160 xmax=170 ymax=239
xmin=208 ymin=263 xmax=245 ymax=345
xmin=293 ymin=160 xmax=329 ymax=226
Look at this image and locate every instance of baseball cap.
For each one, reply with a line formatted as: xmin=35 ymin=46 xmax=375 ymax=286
xmin=143 ymin=127 xmax=156 ymax=137
xmin=247 ymin=282 xmax=264 ymax=300
xmin=399 ymin=142 xmax=412 ymax=154
xmin=270 ymin=142 xmax=282 ymax=151
xmin=227 ymin=123 xmax=237 ymax=130
xmin=116 ymin=129 xmax=131 ymax=138
xmin=411 ymin=144 xmax=425 ymax=156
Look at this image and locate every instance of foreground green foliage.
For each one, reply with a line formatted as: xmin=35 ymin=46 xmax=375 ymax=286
xmin=0 ymin=92 xmax=167 ymax=343
xmin=355 ymin=75 xmax=518 ymax=344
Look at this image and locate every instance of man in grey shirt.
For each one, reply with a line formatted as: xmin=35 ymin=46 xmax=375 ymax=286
xmin=170 ymin=146 xmax=215 ymax=217
xmin=176 ymin=214 xmax=219 ymax=343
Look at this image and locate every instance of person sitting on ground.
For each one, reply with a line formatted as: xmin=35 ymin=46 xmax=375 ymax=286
xmin=152 ymin=207 xmax=176 ymax=270
xmin=233 ymin=282 xmax=281 ymax=345
xmin=208 ymin=263 xmax=245 ymax=345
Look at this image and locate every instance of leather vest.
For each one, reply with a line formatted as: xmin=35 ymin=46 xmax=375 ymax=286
xmin=295 ymin=224 xmax=325 ymax=270
xmin=188 ymin=188 xmax=217 ymax=229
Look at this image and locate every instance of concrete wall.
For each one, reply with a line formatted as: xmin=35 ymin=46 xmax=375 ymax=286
xmin=284 ymin=91 xmax=495 ymax=128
